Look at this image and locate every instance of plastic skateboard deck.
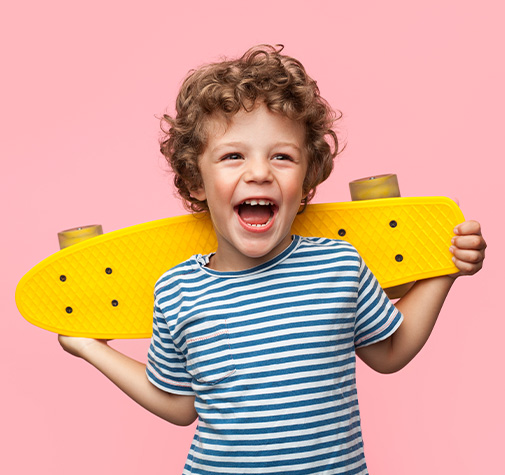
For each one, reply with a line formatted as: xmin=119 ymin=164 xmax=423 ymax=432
xmin=15 ymin=196 xmax=464 ymax=339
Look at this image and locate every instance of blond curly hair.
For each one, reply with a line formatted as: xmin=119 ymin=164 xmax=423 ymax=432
xmin=160 ymin=45 xmax=341 ymax=212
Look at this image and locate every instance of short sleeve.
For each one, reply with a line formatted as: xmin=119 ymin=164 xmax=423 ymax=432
xmin=354 ymin=257 xmax=403 ymax=348
xmin=146 ymin=299 xmax=195 ymax=396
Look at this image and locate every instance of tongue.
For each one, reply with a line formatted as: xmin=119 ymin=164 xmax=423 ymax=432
xmin=239 ymin=204 xmax=272 ymax=225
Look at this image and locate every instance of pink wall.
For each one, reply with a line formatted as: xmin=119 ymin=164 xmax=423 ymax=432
xmin=2 ymin=1 xmax=502 ymax=473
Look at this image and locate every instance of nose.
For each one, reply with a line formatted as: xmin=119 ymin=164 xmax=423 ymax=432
xmin=243 ymin=156 xmax=273 ymax=184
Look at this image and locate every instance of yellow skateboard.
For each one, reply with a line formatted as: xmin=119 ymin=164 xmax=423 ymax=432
xmin=15 ymin=177 xmax=464 ymax=339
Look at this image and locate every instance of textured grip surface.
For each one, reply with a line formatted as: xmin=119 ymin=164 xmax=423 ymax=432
xmin=15 ymin=197 xmax=463 ymax=338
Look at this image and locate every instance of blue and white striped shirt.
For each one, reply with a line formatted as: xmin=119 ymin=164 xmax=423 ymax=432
xmin=147 ymin=235 xmax=403 ymax=474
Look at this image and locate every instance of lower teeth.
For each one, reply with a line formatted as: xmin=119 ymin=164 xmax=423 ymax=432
xmin=248 ymin=217 xmax=272 ymax=228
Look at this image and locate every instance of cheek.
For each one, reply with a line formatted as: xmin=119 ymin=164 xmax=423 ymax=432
xmin=286 ymin=179 xmax=306 ymax=205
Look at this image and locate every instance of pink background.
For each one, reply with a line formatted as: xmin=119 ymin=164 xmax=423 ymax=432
xmin=2 ymin=1 xmax=502 ymax=473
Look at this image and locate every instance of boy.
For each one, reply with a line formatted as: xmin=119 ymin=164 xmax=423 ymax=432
xmin=59 ymin=45 xmax=486 ymax=474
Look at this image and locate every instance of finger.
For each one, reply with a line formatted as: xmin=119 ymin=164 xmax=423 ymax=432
xmin=451 ymin=256 xmax=483 ymax=275
xmin=454 ymin=220 xmax=482 ymax=236
xmin=449 ymin=247 xmax=485 ymax=265
xmin=451 ymin=234 xmax=487 ymax=251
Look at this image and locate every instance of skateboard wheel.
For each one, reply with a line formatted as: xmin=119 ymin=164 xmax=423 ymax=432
xmin=58 ymin=225 xmax=103 ymax=250
xmin=349 ymin=174 xmax=400 ymax=201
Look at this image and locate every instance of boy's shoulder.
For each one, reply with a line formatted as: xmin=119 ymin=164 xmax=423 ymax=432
xmin=293 ymin=236 xmax=363 ymax=268
xmin=154 ymin=254 xmax=203 ymax=296
xmin=298 ymin=235 xmax=360 ymax=256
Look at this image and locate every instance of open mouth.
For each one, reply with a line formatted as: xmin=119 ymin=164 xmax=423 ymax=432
xmin=236 ymin=199 xmax=276 ymax=228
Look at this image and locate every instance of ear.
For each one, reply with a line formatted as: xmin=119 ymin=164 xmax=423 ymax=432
xmin=190 ymin=186 xmax=206 ymax=202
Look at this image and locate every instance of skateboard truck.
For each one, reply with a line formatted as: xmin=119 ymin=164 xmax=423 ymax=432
xmin=349 ymin=174 xmax=414 ymax=299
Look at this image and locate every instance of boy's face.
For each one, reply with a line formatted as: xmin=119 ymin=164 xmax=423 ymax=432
xmin=193 ymin=103 xmax=308 ymax=271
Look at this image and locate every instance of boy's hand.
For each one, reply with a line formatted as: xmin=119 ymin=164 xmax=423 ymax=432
xmin=59 ymin=335 xmax=197 ymax=426
xmin=58 ymin=335 xmax=109 ymax=359
xmin=449 ymin=220 xmax=486 ymax=278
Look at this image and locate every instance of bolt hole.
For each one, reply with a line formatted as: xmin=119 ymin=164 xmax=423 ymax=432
xmin=111 ymin=300 xmax=119 ymax=307
xmin=338 ymin=229 xmax=346 ymax=237
xmin=390 ymin=220 xmax=398 ymax=228
xmin=65 ymin=306 xmax=73 ymax=314
xmin=60 ymin=275 xmax=67 ymax=282
xmin=395 ymin=254 xmax=403 ymax=262
xmin=105 ymin=268 xmax=113 ymax=275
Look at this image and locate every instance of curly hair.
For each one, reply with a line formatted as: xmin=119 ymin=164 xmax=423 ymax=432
xmin=160 ymin=44 xmax=341 ymax=212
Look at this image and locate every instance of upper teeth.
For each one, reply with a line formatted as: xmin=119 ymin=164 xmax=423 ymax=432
xmin=243 ymin=200 xmax=273 ymax=206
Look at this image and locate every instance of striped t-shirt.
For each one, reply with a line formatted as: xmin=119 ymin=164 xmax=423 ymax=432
xmin=146 ymin=235 xmax=403 ymax=474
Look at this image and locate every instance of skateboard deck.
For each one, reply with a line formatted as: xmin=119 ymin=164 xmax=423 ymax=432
xmin=15 ymin=196 xmax=464 ymax=339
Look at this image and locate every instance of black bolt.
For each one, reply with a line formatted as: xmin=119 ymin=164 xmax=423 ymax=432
xmin=65 ymin=306 xmax=73 ymax=314
xmin=389 ymin=220 xmax=397 ymax=228
xmin=111 ymin=300 xmax=119 ymax=307
xmin=60 ymin=275 xmax=67 ymax=282
xmin=395 ymin=254 xmax=403 ymax=262
xmin=105 ymin=268 xmax=113 ymax=274
xmin=338 ymin=229 xmax=346 ymax=237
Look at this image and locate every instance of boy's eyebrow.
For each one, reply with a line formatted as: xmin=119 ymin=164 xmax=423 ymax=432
xmin=209 ymin=141 xmax=244 ymax=153
xmin=210 ymin=141 xmax=303 ymax=154
xmin=273 ymin=141 xmax=303 ymax=152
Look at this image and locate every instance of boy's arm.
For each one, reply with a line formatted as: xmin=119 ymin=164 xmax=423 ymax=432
xmin=356 ymin=220 xmax=486 ymax=374
xmin=58 ymin=336 xmax=197 ymax=426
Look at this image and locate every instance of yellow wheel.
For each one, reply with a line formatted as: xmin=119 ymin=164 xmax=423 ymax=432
xmin=349 ymin=174 xmax=413 ymax=300
xmin=349 ymin=173 xmax=400 ymax=201
xmin=58 ymin=225 xmax=103 ymax=250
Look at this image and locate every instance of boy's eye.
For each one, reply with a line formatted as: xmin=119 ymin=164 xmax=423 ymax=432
xmin=221 ymin=153 xmax=243 ymax=161
xmin=272 ymin=154 xmax=293 ymax=161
